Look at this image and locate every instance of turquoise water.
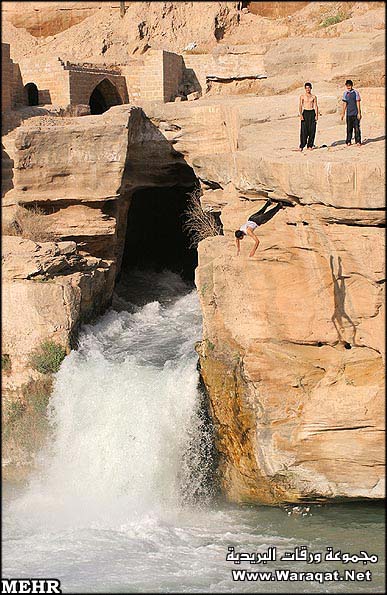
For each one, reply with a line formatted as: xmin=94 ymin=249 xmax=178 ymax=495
xmin=3 ymin=494 xmax=385 ymax=593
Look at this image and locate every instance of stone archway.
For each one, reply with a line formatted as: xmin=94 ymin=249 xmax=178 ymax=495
xmin=89 ymin=78 xmax=123 ymax=115
xmin=25 ymin=82 xmax=39 ymax=106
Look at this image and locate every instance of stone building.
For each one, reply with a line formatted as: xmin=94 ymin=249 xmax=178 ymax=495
xmin=2 ymin=43 xmax=186 ymax=114
xmin=14 ymin=55 xmax=129 ymax=113
xmin=2 ymin=40 xmax=267 ymax=115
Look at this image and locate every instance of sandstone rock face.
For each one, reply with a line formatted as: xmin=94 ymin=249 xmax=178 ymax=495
xmin=2 ymin=105 xmax=195 ymax=389
xmin=2 ymin=87 xmax=384 ymax=498
xmin=138 ymin=83 xmax=385 ymax=504
xmin=1 ymin=1 xmax=385 ymax=501
xmin=2 ymin=104 xmax=197 ymax=476
xmin=247 ymin=2 xmax=309 ymax=19
xmin=1 ymin=234 xmax=114 ymax=477
xmin=195 ymin=226 xmax=384 ymax=503
xmin=2 ymin=2 xmax=103 ymax=37
xmin=2 ymin=236 xmax=113 ymax=388
xmin=2 ymin=2 xmax=240 ymax=62
xmin=186 ymin=100 xmax=383 ymax=504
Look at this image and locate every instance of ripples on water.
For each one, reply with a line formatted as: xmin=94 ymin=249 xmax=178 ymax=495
xmin=3 ymin=271 xmax=385 ymax=593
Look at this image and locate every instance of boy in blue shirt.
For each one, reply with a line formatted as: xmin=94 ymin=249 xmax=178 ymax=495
xmin=341 ymin=79 xmax=362 ymax=146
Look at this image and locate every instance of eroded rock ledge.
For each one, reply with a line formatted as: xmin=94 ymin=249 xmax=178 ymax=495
xmin=140 ymin=93 xmax=384 ymax=503
xmin=2 ymin=105 xmax=196 ymax=475
xmin=2 ymin=95 xmax=385 ymax=501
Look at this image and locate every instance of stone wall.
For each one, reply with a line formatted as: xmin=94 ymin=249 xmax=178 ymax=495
xmin=68 ymin=67 xmax=128 ymax=106
xmin=138 ymin=50 xmax=165 ymax=102
xmin=163 ymin=51 xmax=184 ymax=102
xmin=4 ymin=45 xmax=185 ymax=109
xmin=121 ymin=59 xmax=142 ymax=103
xmin=11 ymin=63 xmax=25 ymax=108
xmin=360 ymin=87 xmax=385 ymax=120
xmin=17 ymin=56 xmax=71 ymax=106
xmin=1 ymin=43 xmax=12 ymax=112
xmin=1 ymin=44 xmax=25 ymax=118
xmin=122 ymin=50 xmax=183 ymax=103
xmin=10 ymin=56 xmax=130 ymax=108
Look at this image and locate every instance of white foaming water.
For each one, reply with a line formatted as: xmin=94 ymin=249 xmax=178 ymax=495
xmin=9 ymin=271 xmax=207 ymax=531
xmin=3 ymin=271 xmax=385 ymax=593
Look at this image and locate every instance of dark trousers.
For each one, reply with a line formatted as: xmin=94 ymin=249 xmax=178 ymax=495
xmin=300 ymin=109 xmax=316 ymax=149
xmin=346 ymin=115 xmax=361 ymax=144
xmin=249 ymin=200 xmax=281 ymax=226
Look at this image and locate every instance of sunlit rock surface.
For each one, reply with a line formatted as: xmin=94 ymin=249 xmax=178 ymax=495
xmin=1 ymin=1 xmax=385 ymax=499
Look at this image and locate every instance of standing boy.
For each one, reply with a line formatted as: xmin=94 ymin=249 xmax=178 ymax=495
xmin=341 ymin=79 xmax=362 ymax=146
xmin=299 ymin=82 xmax=318 ymax=151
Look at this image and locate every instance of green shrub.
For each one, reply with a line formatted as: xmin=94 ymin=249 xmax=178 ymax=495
xmin=7 ymin=400 xmax=26 ymax=426
xmin=3 ymin=377 xmax=53 ymax=447
xmin=2 ymin=354 xmax=11 ymax=373
xmin=22 ymin=377 xmax=53 ymax=415
xmin=321 ymin=13 xmax=347 ymax=27
xmin=29 ymin=340 xmax=66 ymax=374
xmin=206 ymin=339 xmax=215 ymax=352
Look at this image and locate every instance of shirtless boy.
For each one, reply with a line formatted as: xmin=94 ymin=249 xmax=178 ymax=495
xmin=299 ymin=82 xmax=318 ymax=151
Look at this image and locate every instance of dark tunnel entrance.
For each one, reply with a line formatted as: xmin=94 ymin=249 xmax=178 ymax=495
xmin=120 ymin=186 xmax=198 ymax=284
xmin=25 ymin=82 xmax=39 ymax=106
xmin=89 ymin=78 xmax=123 ymax=115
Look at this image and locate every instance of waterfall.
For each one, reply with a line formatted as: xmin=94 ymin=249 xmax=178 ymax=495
xmin=9 ymin=271 xmax=213 ymax=531
xmin=3 ymin=271 xmax=385 ymax=593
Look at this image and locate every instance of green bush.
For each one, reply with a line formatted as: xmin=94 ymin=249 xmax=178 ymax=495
xmin=29 ymin=340 xmax=66 ymax=374
xmin=1 ymin=354 xmax=11 ymax=373
xmin=3 ymin=377 xmax=53 ymax=446
xmin=22 ymin=377 xmax=53 ymax=415
xmin=7 ymin=400 xmax=26 ymax=426
xmin=321 ymin=13 xmax=347 ymax=27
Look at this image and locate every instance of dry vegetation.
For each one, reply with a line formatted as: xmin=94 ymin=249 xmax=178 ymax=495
xmin=2 ymin=354 xmax=12 ymax=374
xmin=3 ymin=205 xmax=55 ymax=242
xmin=3 ymin=344 xmax=65 ymax=458
xmin=184 ymin=188 xmax=222 ymax=248
xmin=3 ymin=377 xmax=53 ymax=452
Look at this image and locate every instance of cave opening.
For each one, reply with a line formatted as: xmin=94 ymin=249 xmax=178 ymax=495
xmin=89 ymin=78 xmax=123 ymax=115
xmin=25 ymin=82 xmax=39 ymax=106
xmin=119 ymin=186 xmax=198 ymax=285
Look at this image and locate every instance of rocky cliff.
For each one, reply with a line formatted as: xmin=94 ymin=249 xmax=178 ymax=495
xmin=2 ymin=106 xmax=196 ymax=474
xmin=3 ymin=90 xmax=384 ymax=498
xmin=143 ymin=89 xmax=385 ymax=504
xmin=2 ymin=1 xmax=385 ymax=501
